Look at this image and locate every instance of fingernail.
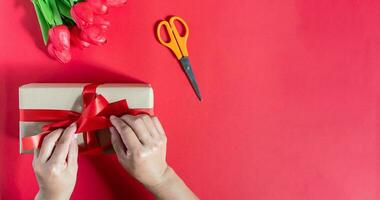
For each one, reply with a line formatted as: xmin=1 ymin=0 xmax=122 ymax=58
xmin=67 ymin=123 xmax=77 ymax=135
xmin=110 ymin=115 xmax=117 ymax=120
xmin=69 ymin=122 xmax=77 ymax=128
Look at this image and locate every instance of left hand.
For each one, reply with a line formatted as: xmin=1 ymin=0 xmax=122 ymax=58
xmin=32 ymin=123 xmax=78 ymax=200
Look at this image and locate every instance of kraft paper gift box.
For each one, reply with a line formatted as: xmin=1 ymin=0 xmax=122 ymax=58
xmin=19 ymin=83 xmax=154 ymax=154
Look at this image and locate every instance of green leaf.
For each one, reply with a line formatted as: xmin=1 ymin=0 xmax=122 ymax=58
xmin=36 ymin=0 xmax=54 ymax=25
xmin=56 ymin=0 xmax=73 ymax=20
xmin=48 ymin=0 xmax=63 ymax=25
xmin=32 ymin=0 xmax=51 ymax=44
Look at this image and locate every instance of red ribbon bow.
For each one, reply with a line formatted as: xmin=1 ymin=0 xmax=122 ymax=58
xmin=20 ymin=83 xmax=153 ymax=152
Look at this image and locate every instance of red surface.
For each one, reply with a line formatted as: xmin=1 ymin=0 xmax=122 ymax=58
xmin=1 ymin=0 xmax=380 ymax=199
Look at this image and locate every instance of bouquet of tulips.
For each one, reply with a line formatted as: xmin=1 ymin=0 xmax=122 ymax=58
xmin=32 ymin=0 xmax=126 ymax=63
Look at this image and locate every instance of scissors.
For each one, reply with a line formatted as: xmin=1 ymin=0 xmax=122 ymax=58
xmin=156 ymin=16 xmax=202 ymax=101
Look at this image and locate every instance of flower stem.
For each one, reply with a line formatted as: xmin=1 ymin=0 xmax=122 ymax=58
xmin=48 ymin=0 xmax=63 ymax=25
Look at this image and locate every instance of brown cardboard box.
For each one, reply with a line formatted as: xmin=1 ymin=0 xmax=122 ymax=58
xmin=19 ymin=83 xmax=154 ymax=154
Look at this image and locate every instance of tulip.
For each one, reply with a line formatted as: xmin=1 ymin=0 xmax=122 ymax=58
xmin=71 ymin=2 xmax=110 ymax=30
xmin=47 ymin=25 xmax=72 ymax=63
xmin=80 ymin=25 xmax=107 ymax=45
xmin=69 ymin=0 xmax=123 ymax=51
xmin=48 ymin=25 xmax=70 ymax=51
xmin=71 ymin=2 xmax=94 ymax=29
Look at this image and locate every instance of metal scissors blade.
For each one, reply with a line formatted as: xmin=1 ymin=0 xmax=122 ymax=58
xmin=180 ymin=57 xmax=202 ymax=101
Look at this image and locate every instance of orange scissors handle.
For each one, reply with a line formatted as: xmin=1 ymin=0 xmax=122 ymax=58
xmin=156 ymin=16 xmax=189 ymax=60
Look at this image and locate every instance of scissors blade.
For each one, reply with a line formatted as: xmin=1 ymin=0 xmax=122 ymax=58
xmin=179 ymin=57 xmax=202 ymax=101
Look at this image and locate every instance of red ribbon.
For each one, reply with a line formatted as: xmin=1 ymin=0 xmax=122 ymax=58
xmin=20 ymin=83 xmax=153 ymax=152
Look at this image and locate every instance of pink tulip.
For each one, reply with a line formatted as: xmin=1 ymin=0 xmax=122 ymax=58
xmin=48 ymin=25 xmax=70 ymax=51
xmin=80 ymin=25 xmax=107 ymax=45
xmin=71 ymin=2 xmax=110 ymax=31
xmin=47 ymin=25 xmax=71 ymax=63
xmin=71 ymin=2 xmax=94 ymax=29
xmin=69 ymin=0 xmax=124 ymax=51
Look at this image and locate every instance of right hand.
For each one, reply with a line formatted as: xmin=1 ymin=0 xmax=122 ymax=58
xmin=109 ymin=114 xmax=170 ymax=188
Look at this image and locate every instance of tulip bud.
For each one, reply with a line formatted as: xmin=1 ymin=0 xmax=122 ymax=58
xmin=48 ymin=25 xmax=70 ymax=51
xmin=71 ymin=2 xmax=94 ymax=29
xmin=47 ymin=25 xmax=72 ymax=63
xmin=80 ymin=25 xmax=107 ymax=45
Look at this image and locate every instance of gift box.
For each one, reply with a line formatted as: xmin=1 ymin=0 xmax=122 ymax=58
xmin=19 ymin=83 xmax=154 ymax=154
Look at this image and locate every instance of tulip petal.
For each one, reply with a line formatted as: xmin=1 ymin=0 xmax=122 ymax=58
xmin=87 ymin=0 xmax=108 ymax=14
xmin=105 ymin=0 xmax=127 ymax=7
xmin=71 ymin=27 xmax=91 ymax=49
xmin=94 ymin=15 xmax=110 ymax=31
xmin=48 ymin=25 xmax=70 ymax=51
xmin=47 ymin=43 xmax=71 ymax=63
xmin=81 ymin=25 xmax=107 ymax=45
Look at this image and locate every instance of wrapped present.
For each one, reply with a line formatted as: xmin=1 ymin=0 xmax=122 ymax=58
xmin=19 ymin=83 xmax=154 ymax=154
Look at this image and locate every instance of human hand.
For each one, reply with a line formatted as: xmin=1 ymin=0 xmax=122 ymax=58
xmin=33 ymin=124 xmax=78 ymax=200
xmin=109 ymin=114 xmax=169 ymax=188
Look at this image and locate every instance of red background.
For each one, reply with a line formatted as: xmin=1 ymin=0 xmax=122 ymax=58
xmin=1 ymin=0 xmax=380 ymax=199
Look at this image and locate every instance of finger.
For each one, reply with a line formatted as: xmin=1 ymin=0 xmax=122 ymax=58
xmin=67 ymin=136 xmax=78 ymax=168
xmin=139 ymin=114 xmax=160 ymax=139
xmin=39 ymin=128 xmax=64 ymax=162
xmin=50 ymin=123 xmax=77 ymax=163
xmin=33 ymin=148 xmax=39 ymax=162
xmin=120 ymin=114 xmax=152 ymax=145
xmin=110 ymin=127 xmax=127 ymax=158
xmin=110 ymin=116 xmax=141 ymax=150
xmin=152 ymin=116 xmax=166 ymax=139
